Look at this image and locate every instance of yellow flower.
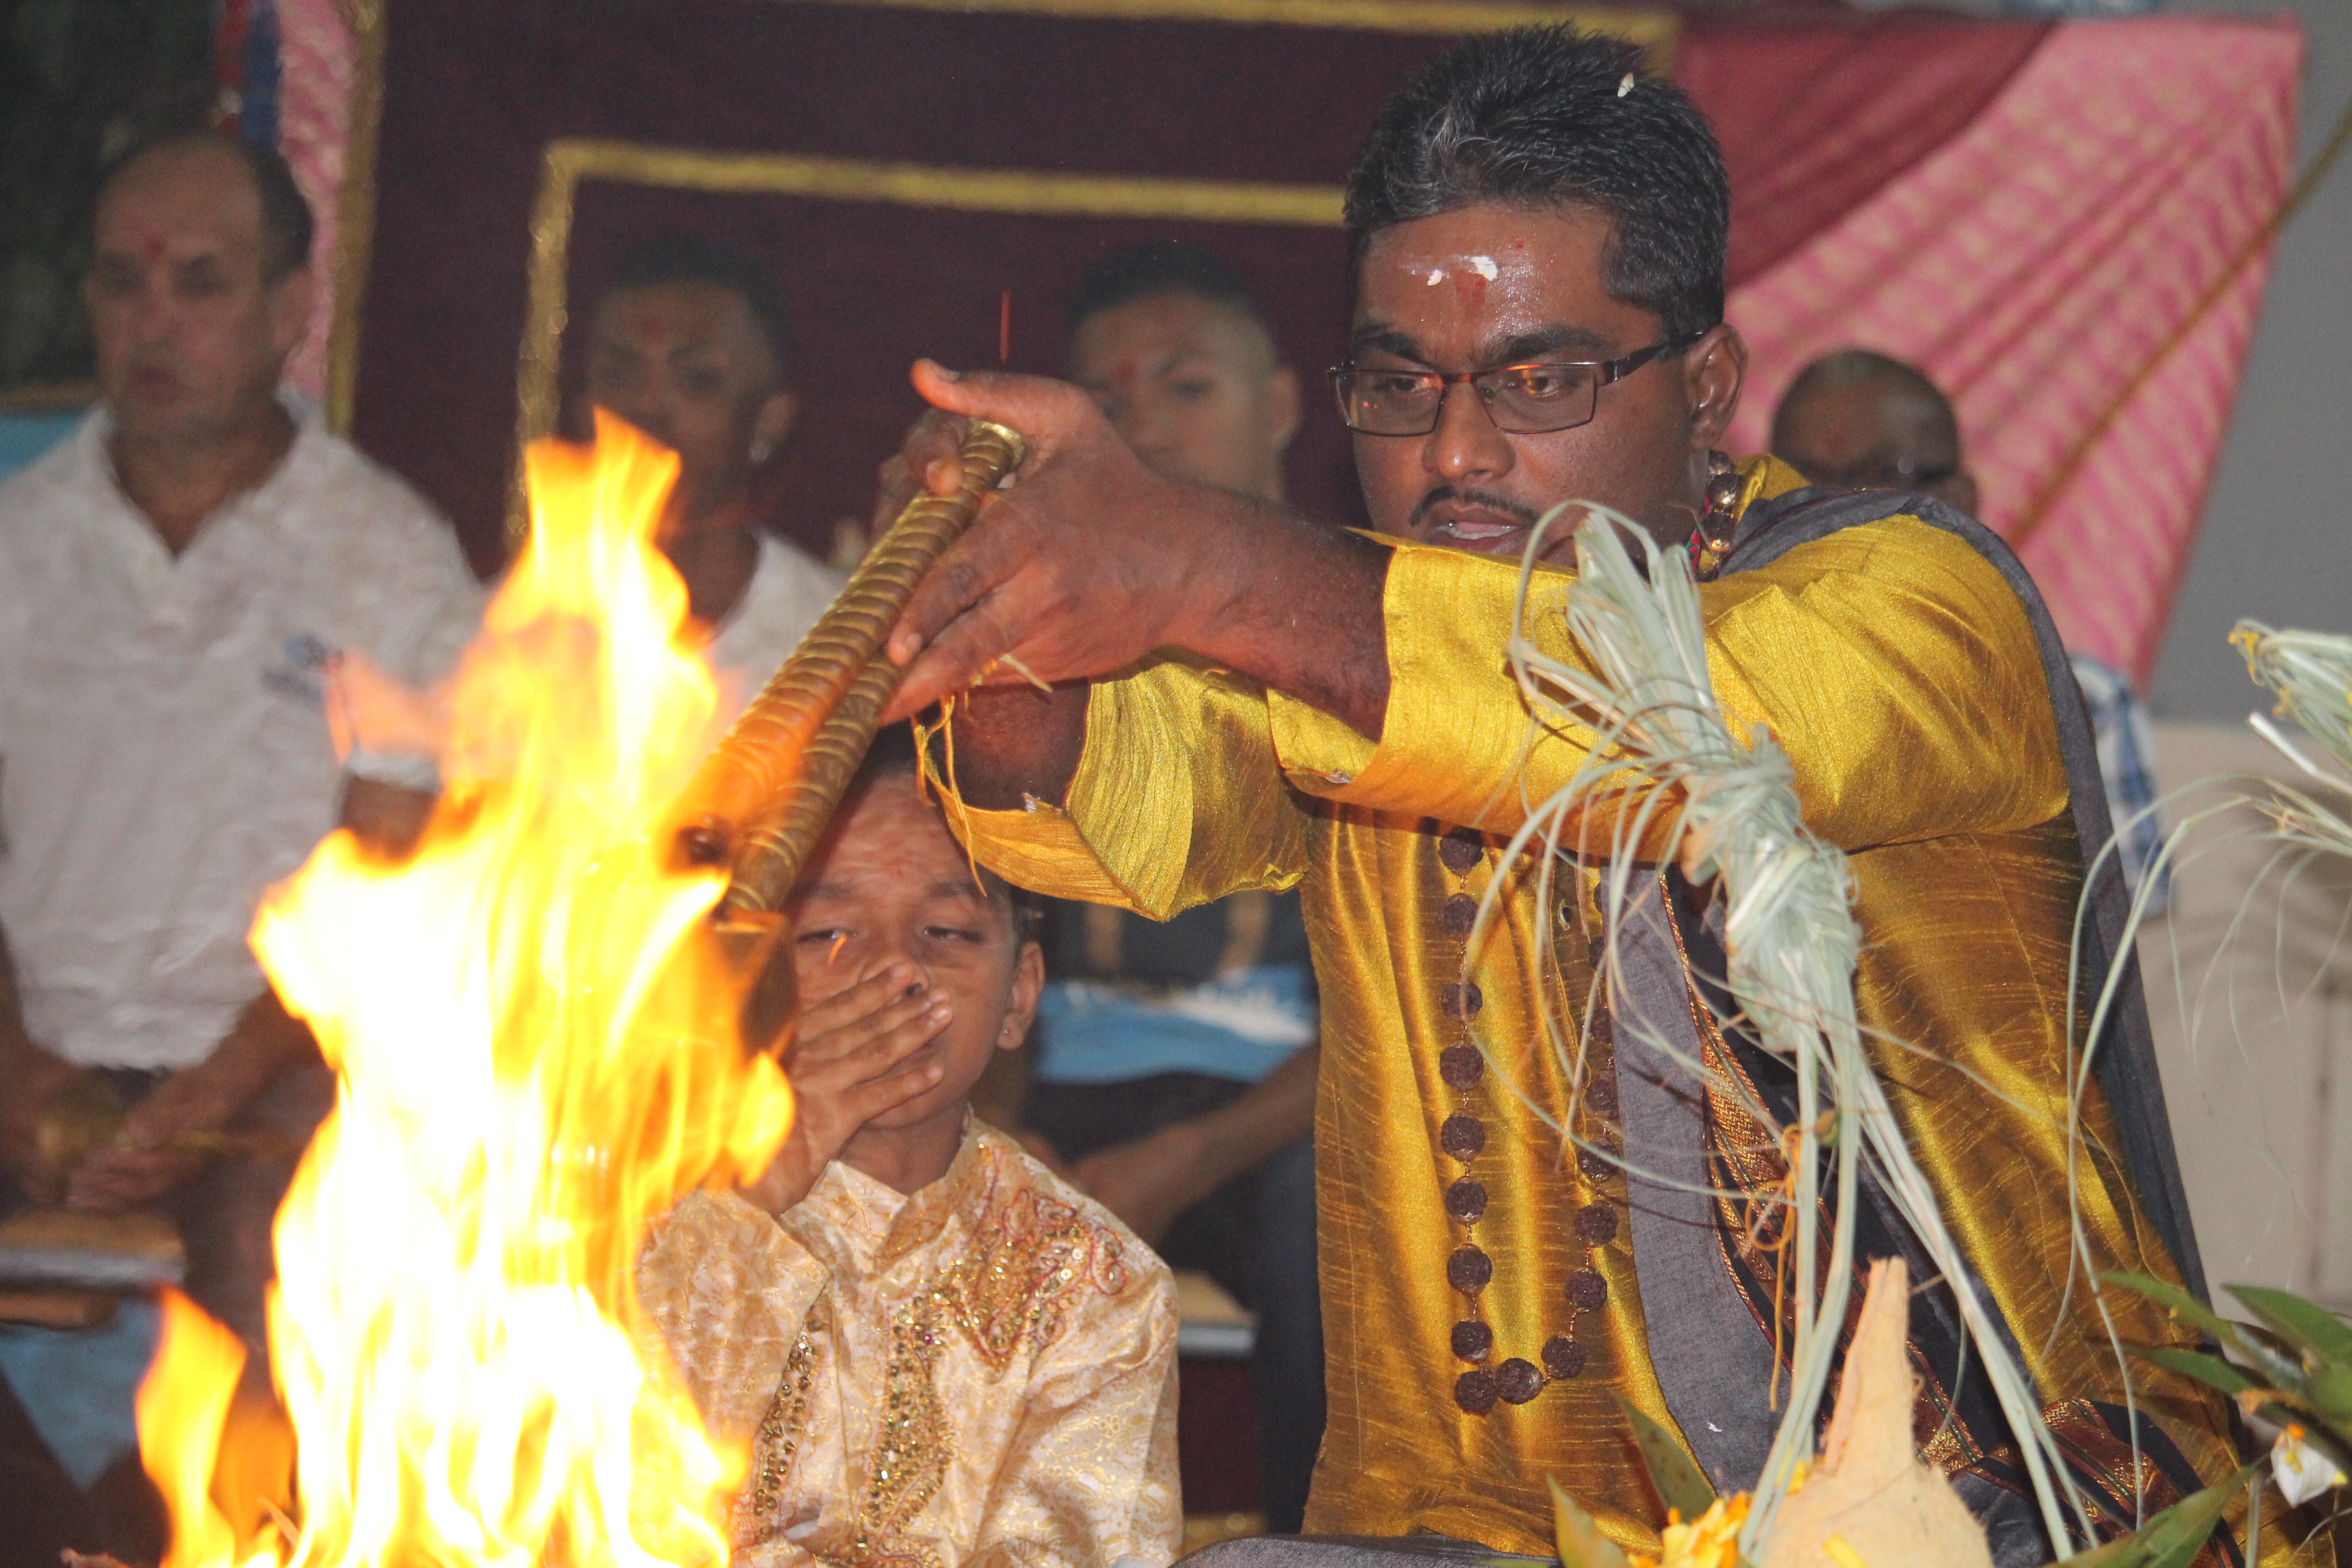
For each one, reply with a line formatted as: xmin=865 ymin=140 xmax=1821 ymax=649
xmin=1631 ymin=1494 xmax=1750 ymax=1568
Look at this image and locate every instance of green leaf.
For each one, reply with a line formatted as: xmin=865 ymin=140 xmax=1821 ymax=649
xmin=1612 ymin=1395 xmax=1716 ymax=1523
xmin=2229 ymin=1285 xmax=2352 ymax=1368
xmin=2057 ymin=1463 xmax=2255 ymax=1568
xmin=1549 ymin=1476 xmax=1630 ymax=1568
xmin=2060 ymin=1532 xmax=2155 ymax=1568
xmin=2131 ymin=1464 xmax=2258 ymax=1568
xmin=2127 ymin=1344 xmax=2259 ymax=1396
xmin=2102 ymin=1271 xmax=2237 ymax=1345
xmin=2308 ymin=1365 xmax=2352 ymax=1422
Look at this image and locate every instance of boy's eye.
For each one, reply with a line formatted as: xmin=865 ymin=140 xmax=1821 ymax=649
xmin=796 ymin=926 xmax=850 ymax=947
xmin=922 ymin=924 xmax=984 ymax=945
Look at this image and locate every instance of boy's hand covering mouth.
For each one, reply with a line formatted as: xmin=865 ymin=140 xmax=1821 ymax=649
xmin=740 ymin=962 xmax=950 ymax=1215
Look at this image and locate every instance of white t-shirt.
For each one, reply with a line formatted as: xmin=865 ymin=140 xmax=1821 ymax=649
xmin=700 ymin=532 xmax=844 ymax=724
xmin=0 ymin=402 xmax=484 ymax=1071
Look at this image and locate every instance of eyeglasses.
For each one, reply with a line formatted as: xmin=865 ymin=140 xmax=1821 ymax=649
xmin=1328 ymin=336 xmax=1695 ymax=437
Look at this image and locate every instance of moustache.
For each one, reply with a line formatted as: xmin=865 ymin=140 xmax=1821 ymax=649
xmin=1408 ymin=487 xmax=1541 ymax=530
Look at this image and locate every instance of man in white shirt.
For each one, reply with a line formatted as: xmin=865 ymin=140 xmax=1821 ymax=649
xmin=0 ymin=131 xmax=481 ymax=1357
xmin=581 ymin=233 xmax=843 ymax=719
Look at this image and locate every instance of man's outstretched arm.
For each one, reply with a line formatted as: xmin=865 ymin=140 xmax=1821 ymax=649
xmin=878 ymin=364 xmax=1392 ymax=774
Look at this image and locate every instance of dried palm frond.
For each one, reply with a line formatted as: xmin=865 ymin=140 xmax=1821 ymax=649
xmin=1477 ymin=505 xmax=2090 ymax=1554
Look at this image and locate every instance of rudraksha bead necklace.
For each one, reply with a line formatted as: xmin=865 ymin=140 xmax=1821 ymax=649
xmin=1436 ymin=825 xmax=1625 ymax=1415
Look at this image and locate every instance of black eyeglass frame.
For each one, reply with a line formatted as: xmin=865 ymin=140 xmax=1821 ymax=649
xmin=1327 ymin=332 xmax=1704 ymax=438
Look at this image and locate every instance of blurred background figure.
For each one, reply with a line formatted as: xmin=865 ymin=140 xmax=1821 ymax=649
xmin=1773 ymin=348 xmax=2168 ymax=914
xmin=1769 ymin=347 xmax=1979 ymax=515
xmin=988 ymin=240 xmax=1323 ymax=1534
xmin=0 ymin=129 xmax=480 ymax=1557
xmin=581 ymin=233 xmax=843 ymax=720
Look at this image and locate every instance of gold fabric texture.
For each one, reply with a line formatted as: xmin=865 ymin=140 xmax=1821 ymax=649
xmin=636 ymin=1124 xmax=1181 ymax=1568
xmin=943 ymin=460 xmax=2253 ymax=1557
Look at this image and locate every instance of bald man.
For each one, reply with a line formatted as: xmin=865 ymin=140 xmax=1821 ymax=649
xmin=1769 ymin=347 xmax=1980 ymax=517
xmin=0 ymin=132 xmax=480 ymax=1358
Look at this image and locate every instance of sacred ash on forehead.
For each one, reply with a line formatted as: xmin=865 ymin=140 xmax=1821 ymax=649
xmin=1422 ymin=255 xmax=1501 ymax=287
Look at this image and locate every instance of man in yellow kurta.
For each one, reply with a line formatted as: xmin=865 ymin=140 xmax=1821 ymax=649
xmin=866 ymin=26 xmax=2295 ymax=1565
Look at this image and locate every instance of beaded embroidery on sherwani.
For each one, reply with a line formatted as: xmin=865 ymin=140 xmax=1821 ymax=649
xmin=940 ymin=1181 xmax=1132 ymax=1372
xmin=738 ymin=1154 xmax=1145 ymax=1568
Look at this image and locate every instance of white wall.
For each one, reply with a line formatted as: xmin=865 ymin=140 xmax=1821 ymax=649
xmin=2149 ymin=0 xmax=2352 ymax=722
xmin=2141 ymin=723 xmax=2352 ymax=1311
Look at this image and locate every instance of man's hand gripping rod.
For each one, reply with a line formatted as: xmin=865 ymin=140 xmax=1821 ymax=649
xmin=668 ymin=420 xmax=1027 ymax=1052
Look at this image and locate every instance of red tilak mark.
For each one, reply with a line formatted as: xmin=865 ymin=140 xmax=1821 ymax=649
xmin=1454 ymin=272 xmax=1489 ymax=310
xmin=999 ymin=291 xmax=1012 ymax=363
xmin=140 ymin=237 xmax=166 ymax=263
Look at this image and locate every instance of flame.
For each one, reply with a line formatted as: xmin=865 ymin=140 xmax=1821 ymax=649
xmin=135 ymin=413 xmax=796 ymax=1568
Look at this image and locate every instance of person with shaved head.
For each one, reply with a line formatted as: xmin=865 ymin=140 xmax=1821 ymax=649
xmin=0 ymin=129 xmax=480 ymax=1363
xmin=1769 ymin=347 xmax=1978 ymax=516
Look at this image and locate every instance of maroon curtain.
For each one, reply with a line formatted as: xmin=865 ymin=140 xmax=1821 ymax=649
xmin=351 ymin=1 xmax=2050 ymax=572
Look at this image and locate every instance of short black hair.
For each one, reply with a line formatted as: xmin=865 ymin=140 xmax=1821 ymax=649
xmin=600 ymin=232 xmax=792 ymax=376
xmin=1066 ymin=241 xmax=1269 ymax=335
xmin=97 ymin=131 xmax=315 ymax=280
xmin=1343 ymin=26 xmax=1728 ymax=344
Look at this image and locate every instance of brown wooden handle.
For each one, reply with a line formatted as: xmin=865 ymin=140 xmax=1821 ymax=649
xmin=663 ymin=419 xmax=1026 ymax=1047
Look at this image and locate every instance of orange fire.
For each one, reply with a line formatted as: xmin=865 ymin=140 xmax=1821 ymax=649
xmin=135 ymin=414 xmax=797 ymax=1568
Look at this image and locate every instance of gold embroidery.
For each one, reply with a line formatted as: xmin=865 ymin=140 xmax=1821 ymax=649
xmin=740 ymin=1302 xmax=826 ymax=1547
xmin=938 ymin=1183 xmax=1130 ymax=1371
xmin=858 ymin=1287 xmax=954 ymax=1556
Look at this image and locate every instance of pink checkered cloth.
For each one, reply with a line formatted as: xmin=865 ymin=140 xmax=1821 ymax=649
xmin=1726 ymin=14 xmax=2303 ymax=683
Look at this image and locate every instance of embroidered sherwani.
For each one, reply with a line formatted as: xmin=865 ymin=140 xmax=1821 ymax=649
xmin=637 ymin=1123 xmax=1181 ymax=1568
xmin=941 ymin=459 xmax=2285 ymax=1562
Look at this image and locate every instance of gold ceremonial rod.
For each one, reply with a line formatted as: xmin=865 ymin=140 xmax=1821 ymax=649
xmin=667 ymin=419 xmax=1027 ymax=1045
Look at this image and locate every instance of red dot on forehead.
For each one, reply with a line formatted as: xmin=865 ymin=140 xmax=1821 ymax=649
xmin=140 ymin=237 xmax=166 ymax=262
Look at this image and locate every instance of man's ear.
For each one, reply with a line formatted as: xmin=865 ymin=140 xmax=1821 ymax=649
xmin=1265 ymin=365 xmax=1303 ymax=458
xmin=267 ymin=264 xmax=316 ymax=360
xmin=1684 ymin=323 xmax=1747 ymax=451
xmin=999 ymin=938 xmax=1045 ymax=1051
xmin=753 ymin=389 xmax=798 ymax=459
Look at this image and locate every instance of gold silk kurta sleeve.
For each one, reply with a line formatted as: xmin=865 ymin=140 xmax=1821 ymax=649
xmin=936 ymin=651 xmax=1312 ymax=919
xmin=1264 ymin=517 xmax=2068 ymax=851
xmin=636 ymin=1188 xmax=830 ymax=1445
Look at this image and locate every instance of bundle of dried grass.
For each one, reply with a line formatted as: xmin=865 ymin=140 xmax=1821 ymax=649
xmin=1489 ymin=507 xmax=2086 ymax=1555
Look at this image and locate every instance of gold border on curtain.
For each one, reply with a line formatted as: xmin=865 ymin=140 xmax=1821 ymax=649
xmin=325 ymin=0 xmax=389 ymax=434
xmin=509 ymin=142 xmax=1355 ymax=541
xmin=319 ymin=0 xmax=1674 ymax=530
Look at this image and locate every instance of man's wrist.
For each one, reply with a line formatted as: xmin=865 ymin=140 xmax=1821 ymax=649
xmin=1173 ymin=507 xmax=1394 ymax=739
xmin=1160 ymin=490 xmax=1292 ymax=666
